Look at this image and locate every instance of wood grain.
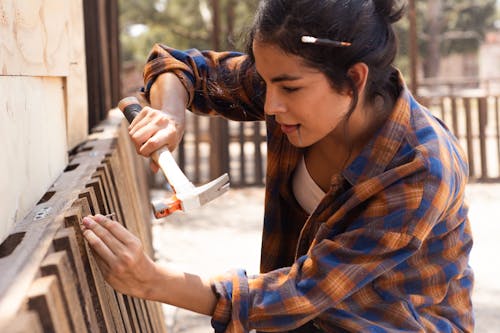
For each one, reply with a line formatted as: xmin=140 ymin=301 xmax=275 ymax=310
xmin=0 ymin=113 xmax=168 ymax=332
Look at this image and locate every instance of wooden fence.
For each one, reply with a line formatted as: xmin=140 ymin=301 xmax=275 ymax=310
xmin=424 ymin=95 xmax=500 ymax=182
xmin=174 ymin=115 xmax=267 ymax=188
xmin=169 ymin=94 xmax=500 ymax=188
xmin=0 ymin=112 xmax=167 ymax=332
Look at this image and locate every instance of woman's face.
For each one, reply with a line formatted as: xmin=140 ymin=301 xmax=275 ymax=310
xmin=253 ymin=40 xmax=353 ymax=148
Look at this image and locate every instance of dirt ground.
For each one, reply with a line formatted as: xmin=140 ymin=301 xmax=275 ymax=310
xmin=150 ymin=183 xmax=500 ymax=333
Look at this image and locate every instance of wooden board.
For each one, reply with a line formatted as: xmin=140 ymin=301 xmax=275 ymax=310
xmin=0 ymin=113 xmax=168 ymax=332
xmin=0 ymin=0 xmax=90 ymax=243
xmin=0 ymin=76 xmax=68 ymax=244
xmin=66 ymin=0 xmax=89 ymax=149
xmin=27 ymin=275 xmax=72 ymax=333
xmin=0 ymin=0 xmax=70 ymax=76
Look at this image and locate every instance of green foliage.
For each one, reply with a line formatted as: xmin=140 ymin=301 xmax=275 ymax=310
xmin=439 ymin=0 xmax=496 ymax=54
xmin=394 ymin=0 xmax=497 ymax=78
xmin=119 ymin=0 xmax=497 ymax=79
xmin=119 ymin=0 xmax=259 ymax=64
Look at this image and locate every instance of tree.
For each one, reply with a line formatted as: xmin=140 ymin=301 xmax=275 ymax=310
xmin=396 ymin=0 xmax=497 ymax=79
xmin=119 ymin=0 xmax=259 ymax=64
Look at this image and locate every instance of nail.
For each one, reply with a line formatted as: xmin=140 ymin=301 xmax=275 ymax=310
xmin=104 ymin=213 xmax=116 ymax=220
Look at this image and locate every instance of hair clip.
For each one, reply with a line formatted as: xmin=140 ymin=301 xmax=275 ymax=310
xmin=301 ymin=36 xmax=351 ymax=48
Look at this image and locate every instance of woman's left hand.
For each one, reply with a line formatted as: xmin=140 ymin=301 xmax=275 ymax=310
xmin=81 ymin=214 xmax=157 ymax=299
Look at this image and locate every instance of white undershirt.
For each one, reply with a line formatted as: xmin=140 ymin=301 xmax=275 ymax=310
xmin=292 ymin=155 xmax=326 ymax=215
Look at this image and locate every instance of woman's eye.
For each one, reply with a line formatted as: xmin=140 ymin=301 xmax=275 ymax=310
xmin=282 ymin=86 xmax=300 ymax=93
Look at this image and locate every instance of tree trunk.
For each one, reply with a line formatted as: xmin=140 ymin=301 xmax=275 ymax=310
xmin=408 ymin=0 xmax=418 ymax=94
xmin=209 ymin=0 xmax=230 ymax=179
xmin=424 ymin=0 xmax=442 ymax=78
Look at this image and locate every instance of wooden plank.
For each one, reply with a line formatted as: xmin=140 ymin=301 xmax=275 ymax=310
xmin=132 ymin=297 xmax=150 ymax=332
xmin=82 ymin=177 xmax=135 ymax=333
xmin=148 ymin=301 xmax=168 ymax=333
xmin=27 ymin=275 xmax=72 ymax=333
xmin=74 ymin=193 xmax=127 ymax=333
xmin=0 ymin=215 xmax=66 ymax=322
xmin=0 ymin=76 xmax=68 ymax=243
xmin=66 ymin=0 xmax=89 ymax=149
xmin=0 ymin=311 xmax=44 ymax=333
xmin=253 ymin=122 xmax=264 ymax=185
xmin=86 ymin=179 xmax=109 ymax=214
xmin=464 ymin=98 xmax=476 ymax=178
xmin=239 ymin=123 xmax=247 ymax=185
xmin=140 ymin=299 xmax=154 ymax=333
xmin=209 ymin=118 xmax=230 ymax=179
xmin=122 ymin=294 xmax=142 ymax=333
xmin=106 ymin=0 xmax=122 ymax=105
xmin=194 ymin=116 xmax=201 ymax=183
xmin=69 ymin=198 xmax=119 ymax=332
xmin=114 ymin=123 xmax=154 ymax=254
xmin=439 ymin=97 xmax=446 ymax=124
xmin=96 ymin=0 xmax=112 ymax=113
xmin=145 ymin=300 xmax=168 ymax=333
xmin=451 ymin=97 xmax=459 ymax=137
xmin=98 ymin=162 xmax=126 ymax=222
xmin=40 ymin=251 xmax=88 ymax=333
xmin=0 ymin=0 xmax=70 ymax=76
xmin=478 ymin=97 xmax=488 ymax=179
xmin=0 ymin=114 xmax=167 ymax=332
xmin=53 ymin=225 xmax=101 ymax=332
xmin=496 ymin=97 xmax=500 ymax=173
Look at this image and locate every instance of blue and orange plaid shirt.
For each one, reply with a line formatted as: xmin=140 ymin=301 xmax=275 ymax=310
xmin=143 ymin=44 xmax=474 ymax=333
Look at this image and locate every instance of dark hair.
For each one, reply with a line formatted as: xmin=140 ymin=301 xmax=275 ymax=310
xmin=246 ymin=0 xmax=407 ymax=118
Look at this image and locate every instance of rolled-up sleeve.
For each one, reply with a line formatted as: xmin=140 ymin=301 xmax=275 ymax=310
xmin=142 ymin=44 xmax=264 ymax=121
xmin=210 ymin=229 xmax=420 ymax=332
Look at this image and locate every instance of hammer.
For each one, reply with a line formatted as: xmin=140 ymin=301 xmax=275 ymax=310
xmin=118 ymin=97 xmax=230 ymax=218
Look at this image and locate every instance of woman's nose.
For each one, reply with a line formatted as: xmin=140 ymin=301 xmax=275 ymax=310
xmin=264 ymin=90 xmax=286 ymax=115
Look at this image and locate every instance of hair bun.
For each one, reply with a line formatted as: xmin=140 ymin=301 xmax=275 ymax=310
xmin=372 ymin=0 xmax=407 ymax=24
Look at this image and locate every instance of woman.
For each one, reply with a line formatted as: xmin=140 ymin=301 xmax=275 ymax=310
xmin=82 ymin=0 xmax=474 ymax=331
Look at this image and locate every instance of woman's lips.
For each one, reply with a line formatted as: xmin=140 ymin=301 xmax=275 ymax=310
xmin=280 ymin=124 xmax=299 ymax=134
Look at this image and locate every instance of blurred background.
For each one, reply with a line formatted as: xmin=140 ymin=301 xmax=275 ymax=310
xmin=117 ymin=0 xmax=500 ymax=188
xmin=115 ymin=1 xmax=500 ymax=332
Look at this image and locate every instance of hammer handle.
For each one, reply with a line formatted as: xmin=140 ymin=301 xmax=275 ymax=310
xmin=118 ymin=97 xmax=195 ymax=194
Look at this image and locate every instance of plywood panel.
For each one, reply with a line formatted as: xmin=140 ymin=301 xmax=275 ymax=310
xmin=0 ymin=76 xmax=68 ymax=243
xmin=0 ymin=0 xmax=70 ymax=76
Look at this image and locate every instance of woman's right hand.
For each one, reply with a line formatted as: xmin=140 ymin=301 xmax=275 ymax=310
xmin=128 ymin=73 xmax=188 ymax=173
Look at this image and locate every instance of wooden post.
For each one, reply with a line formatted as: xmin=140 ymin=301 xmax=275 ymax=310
xmin=496 ymin=97 xmax=500 ymax=174
xmin=478 ymin=97 xmax=488 ymax=179
xmin=209 ymin=0 xmax=230 ymax=179
xmin=253 ymin=123 xmax=263 ymax=185
xmin=83 ymin=0 xmax=121 ymax=129
xmin=408 ymin=0 xmax=418 ymax=96
xmin=239 ymin=123 xmax=247 ymax=185
xmin=464 ymin=98 xmax=475 ymax=178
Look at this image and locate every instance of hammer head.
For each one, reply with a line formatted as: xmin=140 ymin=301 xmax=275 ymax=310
xmin=151 ymin=173 xmax=230 ymax=218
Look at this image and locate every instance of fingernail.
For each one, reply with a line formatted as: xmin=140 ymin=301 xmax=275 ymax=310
xmin=82 ymin=217 xmax=95 ymax=227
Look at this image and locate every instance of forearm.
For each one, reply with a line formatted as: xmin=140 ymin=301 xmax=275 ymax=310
xmin=146 ymin=263 xmax=217 ymax=316
xmin=149 ymin=72 xmax=188 ymax=127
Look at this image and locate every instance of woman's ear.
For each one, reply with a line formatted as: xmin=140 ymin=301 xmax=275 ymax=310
xmin=347 ymin=62 xmax=369 ymax=94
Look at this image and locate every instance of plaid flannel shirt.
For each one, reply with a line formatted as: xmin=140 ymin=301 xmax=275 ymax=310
xmin=142 ymin=44 xmax=474 ymax=333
